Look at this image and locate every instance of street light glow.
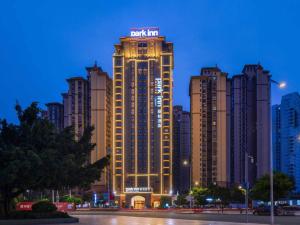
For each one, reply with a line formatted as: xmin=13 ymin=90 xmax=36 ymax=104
xmin=278 ymin=81 xmax=286 ymax=89
xmin=183 ymin=160 xmax=188 ymax=166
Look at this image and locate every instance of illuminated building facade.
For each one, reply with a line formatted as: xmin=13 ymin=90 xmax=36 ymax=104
xmin=112 ymin=28 xmax=173 ymax=208
xmin=190 ymin=67 xmax=230 ymax=188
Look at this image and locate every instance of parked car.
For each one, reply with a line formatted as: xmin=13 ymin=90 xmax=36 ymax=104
xmin=253 ymin=206 xmax=295 ymax=216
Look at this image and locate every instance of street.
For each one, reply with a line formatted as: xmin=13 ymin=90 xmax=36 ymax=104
xmin=62 ymin=215 xmax=265 ymax=225
xmin=70 ymin=211 xmax=300 ymax=225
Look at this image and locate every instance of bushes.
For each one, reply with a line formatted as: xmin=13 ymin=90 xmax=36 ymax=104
xmin=6 ymin=201 xmax=70 ymax=219
xmin=60 ymin=195 xmax=82 ymax=204
xmin=32 ymin=201 xmax=57 ymax=213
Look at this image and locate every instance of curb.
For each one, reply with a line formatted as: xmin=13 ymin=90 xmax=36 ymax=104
xmin=0 ymin=217 xmax=79 ymax=225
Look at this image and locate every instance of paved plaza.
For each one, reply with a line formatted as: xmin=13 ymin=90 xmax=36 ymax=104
xmin=61 ymin=215 xmax=266 ymax=225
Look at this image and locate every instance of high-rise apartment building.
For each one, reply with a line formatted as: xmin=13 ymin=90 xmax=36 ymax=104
xmin=63 ymin=77 xmax=89 ymax=138
xmin=86 ymin=63 xmax=112 ymax=193
xmin=190 ymin=67 xmax=230 ymax=188
xmin=272 ymin=92 xmax=300 ymax=192
xmin=231 ymin=64 xmax=271 ymax=186
xmin=112 ymin=28 xmax=173 ymax=208
xmin=272 ymin=104 xmax=281 ymax=172
xmin=173 ymin=105 xmax=191 ymax=194
xmin=45 ymin=102 xmax=64 ymax=132
xmin=61 ymin=64 xmax=113 ymax=195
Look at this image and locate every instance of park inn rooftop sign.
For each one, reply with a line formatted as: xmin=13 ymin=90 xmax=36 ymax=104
xmin=130 ymin=27 xmax=159 ymax=38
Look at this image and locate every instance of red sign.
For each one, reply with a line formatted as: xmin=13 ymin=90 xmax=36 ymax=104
xmin=16 ymin=202 xmax=33 ymax=211
xmin=16 ymin=202 xmax=74 ymax=212
xmin=55 ymin=202 xmax=74 ymax=212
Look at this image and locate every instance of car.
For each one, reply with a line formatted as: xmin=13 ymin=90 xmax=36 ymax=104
xmin=253 ymin=206 xmax=295 ymax=216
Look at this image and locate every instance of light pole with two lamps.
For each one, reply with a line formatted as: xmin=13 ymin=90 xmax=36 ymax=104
xmin=270 ymin=80 xmax=286 ymax=225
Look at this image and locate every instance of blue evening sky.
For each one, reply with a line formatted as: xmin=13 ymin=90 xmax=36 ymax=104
xmin=1 ymin=0 xmax=299 ymax=122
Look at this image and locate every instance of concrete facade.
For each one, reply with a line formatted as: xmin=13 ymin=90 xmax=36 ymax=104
xmin=87 ymin=64 xmax=112 ymax=193
xmin=45 ymin=102 xmax=64 ymax=132
xmin=190 ymin=67 xmax=230 ymax=188
xmin=231 ymin=64 xmax=271 ymax=187
xmin=173 ymin=105 xmax=191 ymax=194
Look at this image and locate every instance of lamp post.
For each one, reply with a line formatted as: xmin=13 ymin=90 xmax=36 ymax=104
xmin=244 ymin=152 xmax=254 ymax=223
xmin=245 ymin=150 xmax=249 ymax=223
xmin=183 ymin=159 xmax=192 ymax=208
xmin=270 ymin=80 xmax=286 ymax=225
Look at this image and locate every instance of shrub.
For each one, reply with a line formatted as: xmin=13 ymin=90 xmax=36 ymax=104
xmin=32 ymin=201 xmax=57 ymax=213
xmin=61 ymin=195 xmax=82 ymax=204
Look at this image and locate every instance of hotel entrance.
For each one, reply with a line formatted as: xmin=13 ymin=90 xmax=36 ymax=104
xmin=131 ymin=196 xmax=145 ymax=209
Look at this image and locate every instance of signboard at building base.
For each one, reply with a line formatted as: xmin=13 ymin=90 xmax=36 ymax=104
xmin=125 ymin=187 xmax=152 ymax=193
xmin=16 ymin=202 xmax=75 ymax=212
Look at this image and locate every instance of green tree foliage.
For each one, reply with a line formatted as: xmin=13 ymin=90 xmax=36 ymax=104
xmin=192 ymin=185 xmax=244 ymax=207
xmin=174 ymin=194 xmax=188 ymax=206
xmin=192 ymin=187 xmax=208 ymax=206
xmin=60 ymin=195 xmax=82 ymax=204
xmin=159 ymin=196 xmax=172 ymax=208
xmin=250 ymin=172 xmax=295 ymax=202
xmin=32 ymin=201 xmax=57 ymax=213
xmin=230 ymin=186 xmax=244 ymax=203
xmin=207 ymin=184 xmax=231 ymax=205
xmin=0 ymin=102 xmax=109 ymax=217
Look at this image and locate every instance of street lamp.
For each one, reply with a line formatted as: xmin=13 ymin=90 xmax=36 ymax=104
xmin=270 ymin=80 xmax=286 ymax=225
xmin=183 ymin=160 xmax=188 ymax=166
xmin=182 ymin=159 xmax=192 ymax=208
xmin=244 ymin=153 xmax=255 ymax=223
xmin=278 ymin=81 xmax=286 ymax=89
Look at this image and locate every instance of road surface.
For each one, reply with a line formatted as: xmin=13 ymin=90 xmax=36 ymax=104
xmin=70 ymin=210 xmax=300 ymax=225
xmin=61 ymin=215 xmax=266 ymax=225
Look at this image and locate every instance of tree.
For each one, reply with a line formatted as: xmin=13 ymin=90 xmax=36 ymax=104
xmin=250 ymin=172 xmax=295 ymax=202
xmin=174 ymin=194 xmax=188 ymax=206
xmin=206 ymin=184 xmax=232 ymax=206
xmin=230 ymin=186 xmax=244 ymax=203
xmin=0 ymin=102 xmax=109 ymax=217
xmin=192 ymin=187 xmax=208 ymax=206
xmin=159 ymin=196 xmax=172 ymax=208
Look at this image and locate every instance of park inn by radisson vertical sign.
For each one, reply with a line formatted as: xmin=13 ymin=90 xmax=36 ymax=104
xmin=130 ymin=27 xmax=159 ymax=38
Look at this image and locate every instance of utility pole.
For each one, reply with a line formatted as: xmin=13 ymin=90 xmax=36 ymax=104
xmin=245 ymin=150 xmax=249 ymax=223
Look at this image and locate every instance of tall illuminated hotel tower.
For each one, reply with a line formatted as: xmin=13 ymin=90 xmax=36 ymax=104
xmin=112 ymin=28 xmax=173 ymax=208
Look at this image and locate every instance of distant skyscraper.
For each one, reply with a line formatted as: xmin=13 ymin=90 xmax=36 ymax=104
xmin=231 ymin=64 xmax=271 ymax=186
xmin=272 ymin=92 xmax=300 ymax=192
xmin=112 ymin=28 xmax=173 ymax=208
xmin=86 ymin=63 xmax=112 ymax=193
xmin=45 ymin=102 xmax=64 ymax=132
xmin=173 ymin=105 xmax=191 ymax=194
xmin=190 ymin=67 xmax=230 ymax=188
xmin=63 ymin=77 xmax=89 ymax=138
xmin=272 ymin=104 xmax=281 ymax=171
